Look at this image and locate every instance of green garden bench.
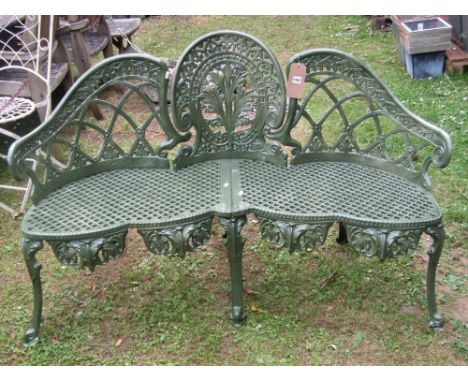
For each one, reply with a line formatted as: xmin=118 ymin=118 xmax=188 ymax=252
xmin=8 ymin=30 xmax=453 ymax=345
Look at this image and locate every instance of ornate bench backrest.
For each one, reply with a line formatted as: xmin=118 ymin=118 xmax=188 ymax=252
xmin=9 ymin=31 xmax=452 ymax=204
xmin=269 ymin=49 xmax=452 ymax=189
xmin=8 ymin=55 xmax=188 ymax=202
xmin=171 ymin=30 xmax=287 ymax=167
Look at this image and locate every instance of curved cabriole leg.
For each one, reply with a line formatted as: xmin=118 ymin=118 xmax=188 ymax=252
xmin=22 ymin=237 xmax=44 ymax=346
xmin=424 ymin=224 xmax=445 ymax=329
xmin=220 ymin=216 xmax=247 ymax=327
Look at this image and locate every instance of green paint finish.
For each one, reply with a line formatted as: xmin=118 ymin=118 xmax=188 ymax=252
xmin=8 ymin=55 xmax=188 ymax=203
xmin=172 ymin=30 xmax=287 ymax=167
xmin=424 ymin=224 xmax=445 ymax=328
xmin=7 ymin=30 xmax=452 ymax=344
xmin=269 ymin=49 xmax=452 ymax=190
xmin=220 ymin=216 xmax=248 ymax=326
xmin=21 ymin=238 xmax=43 ymax=346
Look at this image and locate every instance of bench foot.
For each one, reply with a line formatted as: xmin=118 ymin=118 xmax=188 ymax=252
xmin=22 ymin=238 xmax=44 ymax=346
xmin=425 ymin=224 xmax=445 ymax=329
xmin=429 ymin=314 xmax=444 ymax=329
xmin=220 ymin=216 xmax=247 ymax=327
xmin=230 ymin=305 xmax=247 ymax=328
xmin=23 ymin=328 xmax=39 ymax=346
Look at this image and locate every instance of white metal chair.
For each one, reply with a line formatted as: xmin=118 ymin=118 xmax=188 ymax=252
xmin=0 ymin=15 xmax=70 ymax=217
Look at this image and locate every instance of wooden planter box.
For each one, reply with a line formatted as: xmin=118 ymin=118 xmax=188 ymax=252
xmin=400 ymin=17 xmax=452 ymax=54
xmin=398 ymin=17 xmax=452 ymax=78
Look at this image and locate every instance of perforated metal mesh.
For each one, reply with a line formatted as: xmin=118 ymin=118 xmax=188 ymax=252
xmin=23 ymin=161 xmax=222 ymax=239
xmin=239 ymin=160 xmax=441 ymax=227
xmin=0 ymin=96 xmax=35 ymax=123
xmin=23 ymin=158 xmax=442 ymax=238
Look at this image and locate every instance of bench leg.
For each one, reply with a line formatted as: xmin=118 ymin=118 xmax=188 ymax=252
xmin=22 ymin=238 xmax=44 ymax=346
xmin=425 ymin=224 xmax=444 ymax=329
xmin=220 ymin=216 xmax=247 ymax=327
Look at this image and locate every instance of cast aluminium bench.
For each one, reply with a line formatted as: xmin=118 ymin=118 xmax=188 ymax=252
xmin=8 ymin=30 xmax=452 ymax=345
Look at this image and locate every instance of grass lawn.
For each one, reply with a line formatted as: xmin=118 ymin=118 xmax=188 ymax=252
xmin=0 ymin=15 xmax=467 ymax=365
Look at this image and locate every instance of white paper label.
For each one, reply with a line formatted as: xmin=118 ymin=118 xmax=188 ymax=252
xmin=292 ymin=75 xmax=302 ymax=84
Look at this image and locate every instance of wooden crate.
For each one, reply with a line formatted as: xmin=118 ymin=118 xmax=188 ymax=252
xmin=400 ymin=17 xmax=452 ymax=54
xmin=446 ymin=41 xmax=468 ymax=73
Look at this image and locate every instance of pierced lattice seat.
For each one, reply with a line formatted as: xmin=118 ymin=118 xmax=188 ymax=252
xmin=22 ymin=159 xmax=442 ymax=240
xmin=238 ymin=160 xmax=442 ymax=228
xmin=22 ymin=162 xmax=223 ymax=239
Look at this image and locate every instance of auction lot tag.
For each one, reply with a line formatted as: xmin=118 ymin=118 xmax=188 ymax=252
xmin=287 ymin=63 xmax=306 ymax=99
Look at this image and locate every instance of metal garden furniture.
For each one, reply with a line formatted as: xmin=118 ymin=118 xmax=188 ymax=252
xmin=60 ymin=15 xmax=114 ymax=77
xmin=1 ymin=15 xmax=72 ymax=217
xmin=58 ymin=15 xmax=115 ymax=120
xmin=7 ymin=30 xmax=453 ymax=345
xmin=0 ymin=15 xmax=73 ymax=121
xmin=106 ymin=16 xmax=142 ymax=54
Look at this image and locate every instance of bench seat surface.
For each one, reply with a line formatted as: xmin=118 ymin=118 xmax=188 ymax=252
xmin=238 ymin=160 xmax=441 ymax=227
xmin=22 ymin=159 xmax=442 ymax=240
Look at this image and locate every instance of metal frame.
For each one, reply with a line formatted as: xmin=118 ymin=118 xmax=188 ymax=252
xmin=7 ymin=30 xmax=452 ymax=345
xmin=0 ymin=15 xmax=55 ymax=217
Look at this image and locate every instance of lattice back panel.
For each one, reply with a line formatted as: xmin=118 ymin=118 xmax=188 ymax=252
xmin=275 ymin=49 xmax=452 ymax=188
xmin=9 ymin=55 xmax=187 ymax=202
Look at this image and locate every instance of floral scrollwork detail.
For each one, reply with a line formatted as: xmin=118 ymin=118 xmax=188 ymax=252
xmin=259 ymin=218 xmax=332 ymax=253
xmin=48 ymin=231 xmax=127 ymax=271
xmin=386 ymin=230 xmax=421 ymax=257
xmin=346 ymin=224 xmax=422 ymax=261
xmin=424 ymin=224 xmax=444 ymax=259
xmin=188 ymin=218 xmax=212 ymax=248
xmin=138 ymin=217 xmax=213 ymax=258
xmin=259 ymin=219 xmax=285 ymax=248
xmin=172 ymin=32 xmax=286 ymax=161
xmin=219 ymin=216 xmax=247 ymax=259
xmin=295 ymin=223 xmax=331 ymax=251
xmin=347 ymin=226 xmax=383 ymax=259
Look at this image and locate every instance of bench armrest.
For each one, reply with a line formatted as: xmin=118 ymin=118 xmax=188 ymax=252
xmin=269 ymin=49 xmax=453 ymax=188
xmin=8 ymin=54 xmax=188 ymax=202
